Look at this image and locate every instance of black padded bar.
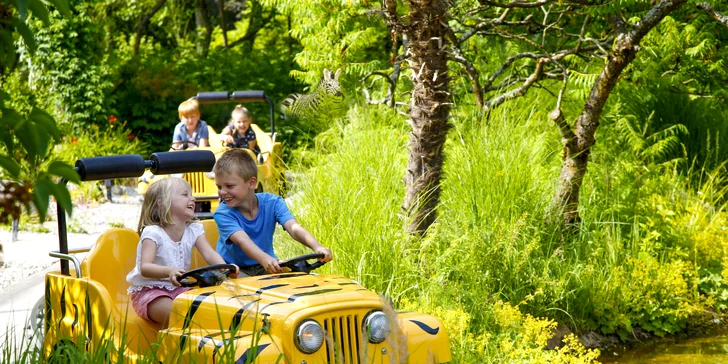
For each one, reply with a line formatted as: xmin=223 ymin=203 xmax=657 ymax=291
xmin=231 ymin=91 xmax=266 ymax=103
xmin=150 ymin=150 xmax=216 ymax=175
xmin=196 ymin=91 xmax=230 ymax=104
xmin=75 ymin=155 xmax=146 ymax=181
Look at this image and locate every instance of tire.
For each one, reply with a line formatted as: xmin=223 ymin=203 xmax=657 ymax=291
xmin=26 ymin=295 xmax=45 ymax=351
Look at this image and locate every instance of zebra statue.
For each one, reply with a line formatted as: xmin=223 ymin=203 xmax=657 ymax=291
xmin=280 ymin=68 xmax=346 ymax=122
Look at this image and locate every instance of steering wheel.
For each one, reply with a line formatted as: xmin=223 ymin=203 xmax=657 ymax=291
xmin=178 ymin=264 xmax=238 ymax=287
xmin=279 ymin=253 xmax=327 ymax=274
xmin=171 ymin=141 xmax=198 ymax=151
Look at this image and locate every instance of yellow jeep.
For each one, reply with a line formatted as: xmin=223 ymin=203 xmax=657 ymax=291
xmin=41 ymin=152 xmax=452 ymax=363
xmin=137 ymin=91 xmax=286 ymax=219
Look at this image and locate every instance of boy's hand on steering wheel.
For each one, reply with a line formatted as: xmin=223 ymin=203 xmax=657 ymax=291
xmin=261 ymin=256 xmax=282 ymax=274
xmin=314 ymin=247 xmax=333 ymax=262
xmin=230 ymin=264 xmax=240 ymax=278
xmin=168 ymin=267 xmax=185 ymax=286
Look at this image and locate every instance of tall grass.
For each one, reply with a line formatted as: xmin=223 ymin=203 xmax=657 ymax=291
xmin=282 ymin=93 xmax=728 ymax=362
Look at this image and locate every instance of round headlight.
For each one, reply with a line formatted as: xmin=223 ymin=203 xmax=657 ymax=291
xmin=364 ymin=310 xmax=389 ymax=344
xmin=295 ymin=320 xmax=324 ymax=354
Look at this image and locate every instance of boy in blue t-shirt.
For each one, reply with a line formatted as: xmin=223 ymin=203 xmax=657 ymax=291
xmin=213 ymin=149 xmax=332 ymax=276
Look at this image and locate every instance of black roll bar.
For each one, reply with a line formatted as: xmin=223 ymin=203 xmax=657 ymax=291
xmin=195 ymin=90 xmax=275 ymax=136
xmin=56 ymin=150 xmax=216 ymax=275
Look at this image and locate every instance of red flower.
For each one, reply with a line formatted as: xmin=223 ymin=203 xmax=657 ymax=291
xmin=108 ymin=115 xmax=117 ymax=123
xmin=126 ymin=133 xmax=135 ymax=141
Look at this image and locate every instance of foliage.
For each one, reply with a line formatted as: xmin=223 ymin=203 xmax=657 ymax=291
xmin=284 ymin=94 xmax=728 ymax=359
xmin=0 ymin=0 xmax=76 ymax=225
xmin=262 ymin=0 xmax=390 ymax=85
xmin=22 ymin=4 xmax=114 ymax=131
xmin=53 ymin=117 xmax=149 ymax=202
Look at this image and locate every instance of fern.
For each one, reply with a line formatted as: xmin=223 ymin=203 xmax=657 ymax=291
xmin=616 ymin=111 xmax=689 ymax=165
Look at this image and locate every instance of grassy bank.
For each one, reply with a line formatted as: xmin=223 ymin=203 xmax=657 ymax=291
xmin=279 ymin=96 xmax=728 ymax=362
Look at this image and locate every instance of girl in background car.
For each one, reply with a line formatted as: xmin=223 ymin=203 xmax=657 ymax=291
xmin=221 ymin=105 xmax=260 ymax=154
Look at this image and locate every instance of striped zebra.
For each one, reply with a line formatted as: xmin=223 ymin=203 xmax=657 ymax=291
xmin=280 ymin=68 xmax=345 ymax=121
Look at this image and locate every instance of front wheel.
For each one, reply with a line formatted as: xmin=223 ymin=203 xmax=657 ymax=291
xmin=26 ymin=295 xmax=45 ymax=350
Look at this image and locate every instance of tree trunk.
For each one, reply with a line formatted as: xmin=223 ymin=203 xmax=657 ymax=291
xmin=195 ymin=0 xmax=213 ymax=57
xmin=388 ymin=0 xmax=452 ymax=235
xmin=218 ymin=0 xmax=228 ymax=47
xmin=551 ymin=0 xmax=687 ymax=225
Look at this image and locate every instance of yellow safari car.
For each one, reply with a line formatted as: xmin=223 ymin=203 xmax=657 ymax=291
xmin=138 ymin=91 xmax=286 ymax=219
xmin=42 ymin=152 xmax=452 ymax=363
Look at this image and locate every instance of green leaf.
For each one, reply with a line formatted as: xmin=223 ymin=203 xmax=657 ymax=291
xmin=15 ymin=120 xmax=39 ymax=161
xmin=36 ymin=124 xmax=51 ymax=158
xmin=48 ymin=161 xmax=80 ymax=184
xmin=32 ymin=177 xmax=54 ymax=222
xmin=50 ymin=181 xmax=73 ymax=217
xmin=0 ymin=128 xmax=13 ymax=155
xmin=0 ymin=89 xmax=9 ymax=103
xmin=46 ymin=0 xmax=71 ymax=18
xmin=11 ymin=18 xmax=37 ymax=54
xmin=0 ymin=30 xmax=16 ymax=66
xmin=0 ymin=107 xmax=24 ymax=128
xmin=18 ymin=0 xmax=29 ymax=21
xmin=0 ymin=155 xmax=21 ymax=178
xmin=28 ymin=0 xmax=50 ymax=25
xmin=29 ymin=107 xmax=60 ymax=142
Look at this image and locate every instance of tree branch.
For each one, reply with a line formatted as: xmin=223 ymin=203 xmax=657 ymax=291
xmin=698 ymin=2 xmax=728 ymax=28
xmin=484 ymin=58 xmax=545 ymax=111
xmin=133 ymin=0 xmax=167 ymax=56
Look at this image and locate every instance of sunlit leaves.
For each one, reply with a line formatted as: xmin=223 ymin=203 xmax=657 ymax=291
xmin=48 ymin=161 xmax=81 ymax=185
xmin=0 ymin=0 xmax=75 ymax=223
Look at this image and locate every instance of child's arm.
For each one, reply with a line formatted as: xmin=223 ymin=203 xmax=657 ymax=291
xmin=220 ymin=126 xmax=234 ymax=144
xmin=283 ymin=219 xmax=332 ymax=262
xmin=248 ymin=140 xmax=258 ymax=151
xmin=229 ymin=230 xmax=283 ymax=273
xmin=139 ymin=238 xmax=185 ymax=285
xmin=194 ymin=234 xmax=239 ymax=275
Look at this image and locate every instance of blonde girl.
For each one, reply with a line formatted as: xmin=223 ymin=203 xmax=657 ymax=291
xmin=221 ymin=105 xmax=259 ymax=152
xmin=126 ymin=178 xmax=238 ymax=327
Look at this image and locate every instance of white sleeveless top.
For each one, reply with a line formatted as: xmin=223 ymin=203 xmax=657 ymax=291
xmin=126 ymin=223 xmax=205 ymax=293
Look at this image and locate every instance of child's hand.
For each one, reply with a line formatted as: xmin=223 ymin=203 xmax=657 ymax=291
xmin=314 ymin=247 xmax=333 ymax=262
xmin=230 ymin=264 xmax=240 ymax=278
xmin=223 ymin=135 xmax=233 ymax=144
xmin=168 ymin=267 xmax=185 ymax=286
xmin=261 ymin=256 xmax=283 ymax=274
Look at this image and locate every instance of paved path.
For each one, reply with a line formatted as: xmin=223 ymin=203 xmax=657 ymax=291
xmin=0 ymin=233 xmax=96 ymax=356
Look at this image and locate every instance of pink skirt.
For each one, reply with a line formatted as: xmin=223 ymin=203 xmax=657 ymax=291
xmin=130 ymin=286 xmax=191 ymax=321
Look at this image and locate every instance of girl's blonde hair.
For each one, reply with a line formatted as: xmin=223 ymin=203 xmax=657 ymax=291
xmin=137 ymin=177 xmax=194 ymax=234
xmin=230 ymin=105 xmax=250 ymax=123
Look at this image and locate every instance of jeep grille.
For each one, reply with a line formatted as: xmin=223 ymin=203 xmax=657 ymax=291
xmin=323 ymin=314 xmax=361 ymax=364
xmin=184 ymin=172 xmax=206 ymax=194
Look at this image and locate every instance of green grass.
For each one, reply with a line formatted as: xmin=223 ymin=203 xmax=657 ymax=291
xmin=277 ymin=96 xmax=728 ymax=362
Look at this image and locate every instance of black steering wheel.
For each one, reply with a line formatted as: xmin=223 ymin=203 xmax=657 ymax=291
xmin=279 ymin=253 xmax=327 ymax=274
xmin=178 ymin=264 xmax=238 ymax=287
xmin=171 ymin=141 xmax=198 ymax=151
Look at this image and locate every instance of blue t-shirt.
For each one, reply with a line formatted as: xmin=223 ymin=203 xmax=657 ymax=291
xmin=214 ymin=193 xmax=295 ymax=267
xmin=173 ymin=120 xmax=209 ymax=146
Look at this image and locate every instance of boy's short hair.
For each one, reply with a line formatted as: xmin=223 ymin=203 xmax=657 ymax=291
xmin=178 ymin=99 xmax=200 ymax=117
xmin=214 ymin=149 xmax=258 ymax=181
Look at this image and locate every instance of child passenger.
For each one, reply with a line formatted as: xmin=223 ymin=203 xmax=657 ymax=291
xmin=220 ymin=105 xmax=259 ymax=153
xmin=172 ymin=99 xmax=210 ymax=150
xmin=213 ymin=149 xmax=332 ymax=277
xmin=126 ymin=178 xmax=238 ymax=327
